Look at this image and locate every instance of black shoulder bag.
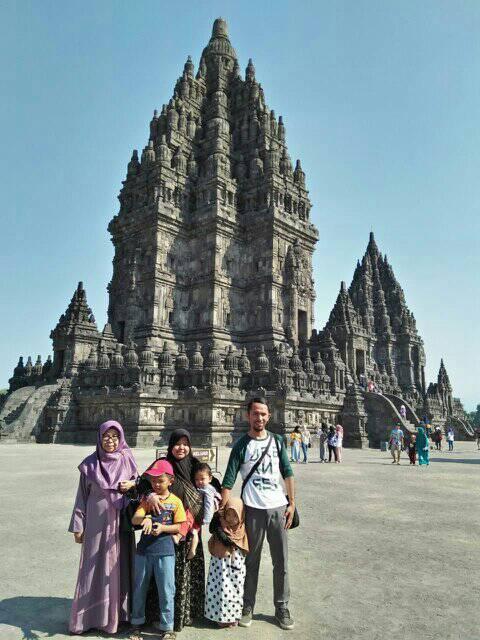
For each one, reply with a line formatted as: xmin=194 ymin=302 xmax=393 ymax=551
xmin=274 ymin=436 xmax=300 ymax=530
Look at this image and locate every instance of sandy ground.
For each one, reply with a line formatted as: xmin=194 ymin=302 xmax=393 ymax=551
xmin=0 ymin=441 xmax=479 ymax=640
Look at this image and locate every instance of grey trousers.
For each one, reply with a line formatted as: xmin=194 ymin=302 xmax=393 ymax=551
xmin=243 ymin=505 xmax=290 ymax=610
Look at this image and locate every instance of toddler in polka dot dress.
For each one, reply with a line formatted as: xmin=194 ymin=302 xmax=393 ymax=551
xmin=205 ymin=497 xmax=249 ymax=628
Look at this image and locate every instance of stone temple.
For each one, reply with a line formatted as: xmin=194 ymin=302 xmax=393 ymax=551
xmin=0 ymin=19 xmax=473 ymax=446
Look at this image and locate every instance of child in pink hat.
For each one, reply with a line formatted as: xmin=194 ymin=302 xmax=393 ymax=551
xmin=130 ymin=460 xmax=186 ymax=640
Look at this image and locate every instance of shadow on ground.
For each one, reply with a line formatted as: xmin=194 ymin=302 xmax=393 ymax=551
xmin=428 ymin=457 xmax=480 ymax=464
xmin=0 ymin=596 xmax=71 ymax=639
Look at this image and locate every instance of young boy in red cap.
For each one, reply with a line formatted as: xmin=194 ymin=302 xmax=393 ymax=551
xmin=130 ymin=460 xmax=186 ymax=640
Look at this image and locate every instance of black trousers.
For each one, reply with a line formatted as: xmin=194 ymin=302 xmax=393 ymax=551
xmin=328 ymin=444 xmax=338 ymax=462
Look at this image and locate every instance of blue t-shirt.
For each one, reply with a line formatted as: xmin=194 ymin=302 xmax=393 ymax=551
xmin=135 ymin=493 xmax=186 ymax=556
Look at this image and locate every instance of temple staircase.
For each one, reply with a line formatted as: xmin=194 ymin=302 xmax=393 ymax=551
xmin=0 ymin=383 xmax=61 ymax=443
xmin=364 ymin=392 xmax=417 ymax=447
xmin=450 ymin=415 xmax=475 ymax=439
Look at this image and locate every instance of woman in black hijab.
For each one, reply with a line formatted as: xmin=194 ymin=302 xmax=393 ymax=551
xmin=143 ymin=429 xmax=207 ymax=631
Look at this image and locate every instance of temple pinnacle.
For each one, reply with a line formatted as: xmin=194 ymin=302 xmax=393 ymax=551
xmin=212 ymin=17 xmax=228 ymax=38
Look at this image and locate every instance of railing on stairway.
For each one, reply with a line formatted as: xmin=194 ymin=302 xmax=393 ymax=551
xmin=364 ymin=391 xmax=417 ymax=447
xmin=384 ymin=393 xmax=421 ymax=427
xmin=451 ymin=415 xmax=475 ymax=438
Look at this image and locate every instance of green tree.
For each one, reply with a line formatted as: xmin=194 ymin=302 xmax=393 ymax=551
xmin=468 ymin=404 xmax=480 ymax=427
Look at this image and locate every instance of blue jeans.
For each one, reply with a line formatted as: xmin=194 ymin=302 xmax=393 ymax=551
xmin=301 ymin=442 xmax=308 ymax=462
xmin=131 ymin=553 xmax=175 ymax=630
xmin=291 ymin=442 xmax=300 ymax=462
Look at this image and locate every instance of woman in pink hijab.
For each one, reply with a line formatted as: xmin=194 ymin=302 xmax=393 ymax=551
xmin=335 ymin=424 xmax=344 ymax=463
xmin=69 ymin=420 xmax=138 ymax=635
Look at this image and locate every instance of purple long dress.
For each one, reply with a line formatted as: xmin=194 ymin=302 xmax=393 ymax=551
xmin=69 ymin=421 xmax=137 ymax=635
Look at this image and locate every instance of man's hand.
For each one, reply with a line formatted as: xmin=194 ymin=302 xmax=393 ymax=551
xmin=152 ymin=522 xmax=164 ymax=536
xmin=220 ymin=487 xmax=231 ymax=510
xmin=142 ymin=518 xmax=153 ymax=535
xmin=74 ymin=532 xmax=84 ymax=544
xmin=284 ymin=503 xmax=295 ymax=530
xmin=147 ymin=493 xmax=164 ymax=515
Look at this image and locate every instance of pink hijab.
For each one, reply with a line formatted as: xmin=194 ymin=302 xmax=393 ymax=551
xmin=78 ymin=420 xmax=138 ymax=508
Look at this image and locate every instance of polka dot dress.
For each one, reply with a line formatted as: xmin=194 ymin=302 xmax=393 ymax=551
xmin=204 ymin=551 xmax=246 ymax=624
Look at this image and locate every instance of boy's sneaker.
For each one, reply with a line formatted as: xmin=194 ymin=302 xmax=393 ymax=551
xmin=275 ymin=605 xmax=294 ymax=630
xmin=239 ymin=606 xmax=253 ymax=627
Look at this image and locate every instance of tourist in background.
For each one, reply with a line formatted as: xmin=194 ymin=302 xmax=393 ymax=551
xmin=433 ymin=427 xmax=443 ymax=451
xmin=389 ymin=422 xmax=404 ymax=465
xmin=289 ymin=427 xmax=302 ymax=463
xmin=400 ymin=404 xmax=407 ymax=420
xmin=446 ymin=427 xmax=455 ymax=451
xmin=317 ymin=424 xmax=328 ymax=462
xmin=407 ymin=433 xmax=417 ymax=465
xmin=69 ymin=420 xmax=138 ymax=635
xmin=335 ymin=424 xmax=344 ymax=463
xmin=416 ymin=426 xmax=430 ymax=466
xmin=475 ymin=427 xmax=480 ymax=450
xmin=327 ymin=425 xmax=338 ymax=462
xmin=300 ymin=425 xmax=311 ymax=463
xmin=359 ymin=373 xmax=366 ymax=389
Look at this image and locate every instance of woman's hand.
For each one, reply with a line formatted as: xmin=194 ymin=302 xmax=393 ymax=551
xmin=142 ymin=518 xmax=153 ymax=535
xmin=152 ymin=522 xmax=164 ymax=536
xmin=118 ymin=480 xmax=136 ymax=493
xmin=147 ymin=493 xmax=164 ymax=515
xmin=74 ymin=532 xmax=84 ymax=544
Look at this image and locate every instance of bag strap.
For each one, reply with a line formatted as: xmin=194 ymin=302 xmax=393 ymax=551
xmin=273 ymin=435 xmax=286 ymax=478
xmin=241 ymin=436 xmax=273 ymax=499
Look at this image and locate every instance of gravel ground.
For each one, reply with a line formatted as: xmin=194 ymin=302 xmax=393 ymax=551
xmin=0 ymin=441 xmax=479 ymax=640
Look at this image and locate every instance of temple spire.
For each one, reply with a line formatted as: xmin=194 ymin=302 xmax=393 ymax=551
xmin=366 ymin=231 xmax=380 ymax=258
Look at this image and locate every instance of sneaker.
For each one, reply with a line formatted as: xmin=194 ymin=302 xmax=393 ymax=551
xmin=275 ymin=605 xmax=294 ymax=630
xmin=239 ymin=606 xmax=253 ymax=628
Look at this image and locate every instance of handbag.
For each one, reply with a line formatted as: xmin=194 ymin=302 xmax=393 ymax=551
xmin=274 ymin=437 xmax=300 ymax=530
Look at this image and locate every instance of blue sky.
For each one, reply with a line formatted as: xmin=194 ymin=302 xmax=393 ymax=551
xmin=1 ymin=1 xmax=478 ymax=409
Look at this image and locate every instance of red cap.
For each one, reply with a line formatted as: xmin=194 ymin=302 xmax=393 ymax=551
xmin=144 ymin=459 xmax=174 ymax=477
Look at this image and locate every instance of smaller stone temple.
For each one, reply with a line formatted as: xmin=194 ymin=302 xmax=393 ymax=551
xmin=0 ymin=19 xmax=473 ymax=447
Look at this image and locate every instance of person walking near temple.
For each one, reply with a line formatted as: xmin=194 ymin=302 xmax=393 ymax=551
xmin=400 ymin=404 xmax=407 ymax=420
xmin=475 ymin=427 xmax=480 ymax=451
xmin=416 ymin=426 xmax=430 ymax=466
xmin=407 ymin=433 xmax=417 ymax=465
xmin=335 ymin=424 xmax=344 ymax=463
xmin=317 ymin=424 xmax=328 ymax=462
xmin=446 ymin=427 xmax=455 ymax=451
xmin=389 ymin=422 xmax=404 ymax=465
xmin=300 ymin=425 xmax=311 ymax=463
xmin=327 ymin=425 xmax=338 ymax=463
xmin=433 ymin=427 xmax=443 ymax=451
xmin=289 ymin=426 xmax=301 ymax=463
xmin=221 ymin=397 xmax=296 ymax=631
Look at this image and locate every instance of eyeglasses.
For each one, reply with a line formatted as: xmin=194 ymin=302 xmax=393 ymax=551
xmin=102 ymin=434 xmax=119 ymax=441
